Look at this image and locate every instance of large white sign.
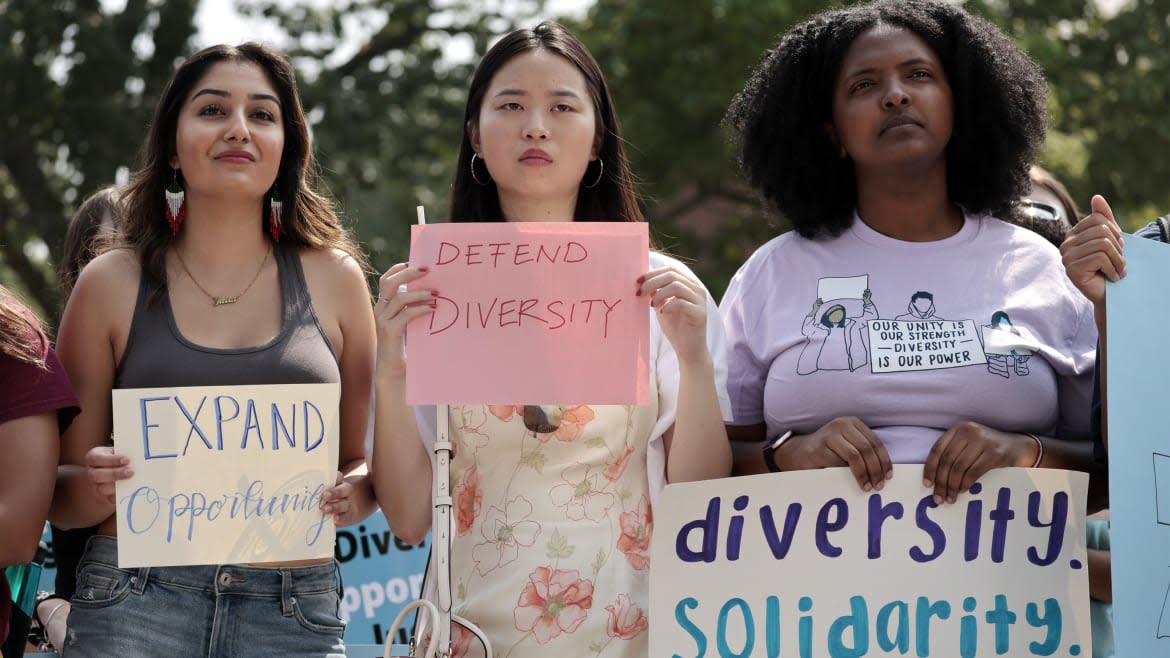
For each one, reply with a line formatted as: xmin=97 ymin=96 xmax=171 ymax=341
xmin=111 ymin=383 xmax=340 ymax=567
xmin=651 ymin=466 xmax=1089 ymax=657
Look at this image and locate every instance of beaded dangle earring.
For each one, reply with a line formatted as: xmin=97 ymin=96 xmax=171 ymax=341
xmin=268 ymin=186 xmax=284 ymax=241
xmin=164 ymin=169 xmax=186 ymax=235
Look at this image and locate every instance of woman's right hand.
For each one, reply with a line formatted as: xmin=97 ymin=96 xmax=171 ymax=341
xmin=1060 ymin=195 xmax=1125 ymax=309
xmin=774 ymin=416 xmax=892 ymax=492
xmin=85 ymin=446 xmax=133 ymax=505
xmin=373 ymin=263 xmax=436 ymax=376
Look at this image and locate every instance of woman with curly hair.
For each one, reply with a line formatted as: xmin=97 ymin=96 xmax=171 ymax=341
xmin=721 ymin=0 xmax=1104 ymax=508
xmin=370 ymin=22 xmax=730 ymax=656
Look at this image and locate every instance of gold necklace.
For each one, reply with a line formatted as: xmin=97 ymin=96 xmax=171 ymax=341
xmin=175 ymin=246 xmax=270 ymax=307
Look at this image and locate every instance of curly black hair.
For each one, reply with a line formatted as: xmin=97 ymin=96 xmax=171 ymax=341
xmin=727 ymin=0 xmax=1047 ymax=239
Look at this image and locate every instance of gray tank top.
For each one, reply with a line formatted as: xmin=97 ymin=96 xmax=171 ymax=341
xmin=115 ymin=244 xmax=340 ymax=388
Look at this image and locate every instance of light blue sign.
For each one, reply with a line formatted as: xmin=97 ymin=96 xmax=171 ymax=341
xmin=1106 ymin=234 xmax=1170 ymax=656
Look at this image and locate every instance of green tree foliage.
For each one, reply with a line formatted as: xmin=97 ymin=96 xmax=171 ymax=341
xmin=572 ymin=0 xmax=1170 ymax=298
xmin=240 ymin=0 xmax=539 ymax=270
xmin=0 ymin=0 xmax=533 ymax=317
xmin=970 ymin=0 xmax=1170 ymax=226
xmin=0 ymin=0 xmax=199 ymax=316
xmin=1 ymin=0 xmax=1166 ymax=314
xmin=565 ymin=0 xmax=833 ymax=296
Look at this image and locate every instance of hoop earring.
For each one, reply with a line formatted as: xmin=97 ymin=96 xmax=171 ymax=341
xmin=164 ymin=169 xmax=186 ymax=235
xmin=583 ymin=158 xmax=604 ymax=189
xmin=268 ymin=186 xmax=284 ymax=241
xmin=470 ymin=153 xmax=491 ymax=186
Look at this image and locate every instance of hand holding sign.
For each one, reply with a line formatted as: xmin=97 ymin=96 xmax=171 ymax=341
xmin=85 ymin=445 xmax=133 ymax=505
xmin=1060 ymin=194 xmax=1126 ymax=308
xmin=638 ymin=266 xmax=710 ymax=366
xmin=776 ymin=416 xmax=892 ymax=492
xmin=374 ymin=263 xmax=435 ymax=377
xmin=923 ymin=421 xmax=1039 ymax=505
xmin=321 ymin=470 xmax=375 ymax=527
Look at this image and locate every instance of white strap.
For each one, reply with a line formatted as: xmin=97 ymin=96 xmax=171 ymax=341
xmin=386 ymin=404 xmax=492 ymax=657
xmin=433 ymin=405 xmax=453 ymax=647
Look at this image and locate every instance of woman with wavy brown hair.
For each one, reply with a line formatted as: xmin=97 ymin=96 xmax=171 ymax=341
xmin=51 ymin=43 xmax=375 ymax=657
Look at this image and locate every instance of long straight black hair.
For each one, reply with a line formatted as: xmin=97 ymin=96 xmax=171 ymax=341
xmin=449 ymin=22 xmax=643 ymax=224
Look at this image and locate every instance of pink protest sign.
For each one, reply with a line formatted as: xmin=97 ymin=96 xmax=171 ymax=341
xmin=406 ymin=222 xmax=649 ymax=405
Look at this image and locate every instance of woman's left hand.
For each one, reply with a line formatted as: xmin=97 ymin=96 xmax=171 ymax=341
xmin=923 ymin=421 xmax=1036 ymax=505
xmin=637 ymin=266 xmax=709 ymax=365
xmin=321 ymin=471 xmax=374 ymax=526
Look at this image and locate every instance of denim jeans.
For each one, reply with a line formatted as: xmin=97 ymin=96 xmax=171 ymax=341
xmin=63 ymin=536 xmax=346 ymax=657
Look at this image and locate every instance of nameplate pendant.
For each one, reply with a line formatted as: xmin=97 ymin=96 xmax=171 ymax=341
xmin=213 ymin=295 xmax=239 ymax=307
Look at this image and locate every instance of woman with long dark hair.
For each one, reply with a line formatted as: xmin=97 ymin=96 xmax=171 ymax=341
xmin=51 ymin=43 xmax=376 ymax=657
xmin=369 ymin=22 xmax=730 ymax=656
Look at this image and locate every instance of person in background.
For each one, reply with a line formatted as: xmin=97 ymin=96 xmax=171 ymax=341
xmin=369 ymin=22 xmax=731 ymax=657
xmin=0 ymin=286 xmax=78 ymax=656
xmin=1085 ymin=509 xmax=1113 ymax=657
xmin=1013 ymin=165 xmax=1080 ymax=248
xmin=1014 ymin=167 xmax=1112 ymax=657
xmin=58 ymin=186 xmax=121 ymax=309
xmin=50 ymin=43 xmax=376 ymax=657
xmin=26 ymin=185 xmax=124 ymax=656
xmin=1061 ymin=196 xmax=1169 ymax=656
xmin=721 ymin=0 xmax=1105 ymax=510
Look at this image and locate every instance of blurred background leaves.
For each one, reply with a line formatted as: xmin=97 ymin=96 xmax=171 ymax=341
xmin=2 ymin=0 xmax=1167 ymax=318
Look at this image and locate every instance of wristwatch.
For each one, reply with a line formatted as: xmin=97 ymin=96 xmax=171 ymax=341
xmin=762 ymin=430 xmax=794 ymax=473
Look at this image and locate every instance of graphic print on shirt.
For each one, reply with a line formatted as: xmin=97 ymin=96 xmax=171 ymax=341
xmin=868 ymin=289 xmax=988 ymax=373
xmin=795 ymin=275 xmax=877 ymax=374
xmin=797 ymin=278 xmax=1043 ymax=378
xmin=894 ymin=291 xmax=940 ymax=320
xmin=981 ymin=310 xmax=1039 ymax=378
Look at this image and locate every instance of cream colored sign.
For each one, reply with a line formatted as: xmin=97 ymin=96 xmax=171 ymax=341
xmin=111 ymin=383 xmax=340 ymax=568
xmin=650 ymin=466 xmax=1089 ymax=657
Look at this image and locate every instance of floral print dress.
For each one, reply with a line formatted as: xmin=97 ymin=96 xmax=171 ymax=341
xmin=443 ymin=394 xmax=660 ymax=658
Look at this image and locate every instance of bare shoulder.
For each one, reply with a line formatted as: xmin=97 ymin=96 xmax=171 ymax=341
xmin=59 ymin=248 xmax=140 ymax=361
xmin=299 ymin=247 xmax=368 ymax=288
xmin=69 ymin=248 xmax=141 ymax=311
xmin=298 ymin=247 xmax=372 ymax=327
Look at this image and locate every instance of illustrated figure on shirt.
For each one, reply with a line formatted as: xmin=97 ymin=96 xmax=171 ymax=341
xmin=895 ymin=291 xmax=942 ymax=321
xmin=797 ymin=289 xmax=877 ymax=374
xmin=982 ymin=310 xmax=1032 ymax=378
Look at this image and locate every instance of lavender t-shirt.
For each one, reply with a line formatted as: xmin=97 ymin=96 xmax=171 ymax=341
xmin=720 ymin=212 xmax=1096 ymax=463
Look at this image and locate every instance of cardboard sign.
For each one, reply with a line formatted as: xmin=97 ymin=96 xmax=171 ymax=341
xmin=1106 ymin=234 xmax=1170 ymax=655
xmin=111 ymin=383 xmax=340 ymax=567
xmin=406 ymin=222 xmax=649 ymax=405
xmin=650 ymin=466 xmax=1089 ymax=657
